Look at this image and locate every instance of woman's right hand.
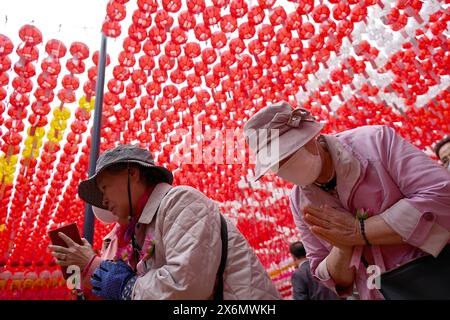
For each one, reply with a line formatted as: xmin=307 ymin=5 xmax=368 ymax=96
xmin=48 ymin=232 xmax=96 ymax=270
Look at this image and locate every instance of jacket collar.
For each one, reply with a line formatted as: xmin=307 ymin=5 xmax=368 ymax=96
xmin=138 ymin=182 xmax=173 ymax=225
xmin=318 ymin=134 xmax=367 ymax=210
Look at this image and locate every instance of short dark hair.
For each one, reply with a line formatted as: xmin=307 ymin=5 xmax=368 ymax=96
xmin=434 ymin=136 xmax=450 ymax=158
xmin=289 ymin=241 xmax=306 ymax=259
xmin=103 ymin=162 xmax=162 ymax=187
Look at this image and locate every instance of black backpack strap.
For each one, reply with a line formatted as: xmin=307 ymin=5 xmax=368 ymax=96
xmin=214 ymin=215 xmax=228 ymax=300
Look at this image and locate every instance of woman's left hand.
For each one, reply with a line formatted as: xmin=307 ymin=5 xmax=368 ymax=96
xmin=48 ymin=232 xmax=96 ymax=269
xmin=303 ymin=205 xmax=364 ymax=248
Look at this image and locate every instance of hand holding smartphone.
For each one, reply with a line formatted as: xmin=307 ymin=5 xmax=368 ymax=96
xmin=48 ymin=223 xmax=83 ymax=279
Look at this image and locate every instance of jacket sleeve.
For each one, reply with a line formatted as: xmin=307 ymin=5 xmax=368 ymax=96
xmin=290 ymin=187 xmax=353 ymax=297
xmin=132 ymin=188 xmax=222 ymax=299
xmin=377 ymin=126 xmax=450 ymax=256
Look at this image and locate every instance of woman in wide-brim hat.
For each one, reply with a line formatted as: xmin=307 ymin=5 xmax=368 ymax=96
xmin=244 ymin=101 xmax=450 ymax=300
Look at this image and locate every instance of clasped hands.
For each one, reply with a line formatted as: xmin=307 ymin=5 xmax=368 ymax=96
xmin=303 ymin=205 xmax=365 ymax=249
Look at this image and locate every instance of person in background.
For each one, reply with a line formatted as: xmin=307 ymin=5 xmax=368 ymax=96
xmin=290 ymin=241 xmax=340 ymax=300
xmin=434 ymin=136 xmax=450 ymax=170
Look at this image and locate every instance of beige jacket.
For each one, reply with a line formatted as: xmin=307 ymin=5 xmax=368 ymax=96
xmin=84 ymin=183 xmax=281 ymax=300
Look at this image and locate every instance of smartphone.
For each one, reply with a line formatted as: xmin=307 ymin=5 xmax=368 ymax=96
xmin=48 ymin=222 xmax=84 ymax=279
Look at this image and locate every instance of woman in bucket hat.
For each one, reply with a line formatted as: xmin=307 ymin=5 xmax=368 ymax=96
xmin=244 ymin=101 xmax=450 ymax=299
xmin=49 ymin=144 xmax=280 ymax=300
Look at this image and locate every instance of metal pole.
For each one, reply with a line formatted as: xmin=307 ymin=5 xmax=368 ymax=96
xmin=83 ymin=33 xmax=107 ymax=244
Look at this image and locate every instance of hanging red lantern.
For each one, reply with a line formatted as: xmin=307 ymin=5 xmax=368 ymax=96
xmin=230 ymin=0 xmax=248 ymax=18
xmin=248 ymin=39 xmax=265 ymax=55
xmin=120 ymin=96 xmax=137 ymax=110
xmin=187 ymin=0 xmax=206 ymax=14
xmin=171 ymin=27 xmax=188 ymax=45
xmin=238 ymin=22 xmax=255 ymax=40
xmin=319 ymin=19 xmax=336 ymax=35
xmin=266 ymin=41 xmax=281 ymax=57
xmin=177 ymin=55 xmax=194 ymax=71
xmin=57 ymin=88 xmax=76 ymax=103
xmin=163 ymin=84 xmax=178 ymax=99
xmin=220 ymin=50 xmax=236 ymax=67
xmin=203 ymin=6 xmax=221 ymax=25
xmin=118 ymin=51 xmax=136 ymax=67
xmin=19 ymin=25 xmax=42 ymax=46
xmin=131 ymin=69 xmax=148 ymax=85
xmin=138 ymin=0 xmax=158 ymax=13
xmin=41 ymin=58 xmax=61 ymax=76
xmin=336 ymin=20 xmax=354 ymax=37
xmin=229 ymin=38 xmax=245 ymax=54
xmin=276 ymin=27 xmax=291 ymax=44
xmin=220 ymin=14 xmax=237 ymax=33
xmin=269 ymin=6 xmax=287 ymax=26
xmin=350 ymin=4 xmax=367 ymax=22
xmin=9 ymin=92 xmax=30 ymax=109
xmin=106 ymin=1 xmax=126 ymax=21
xmin=152 ymin=68 xmax=168 ymax=83
xmin=125 ymin=83 xmax=142 ymax=98
xmin=285 ymin=11 xmax=302 ymax=31
xmin=194 ymin=60 xmax=209 ymax=76
xmin=62 ymin=74 xmax=80 ymax=90
xmin=258 ymin=24 xmax=274 ymax=42
xmin=37 ymin=73 xmax=57 ymax=89
xmin=162 ymin=0 xmax=182 ymax=13
xmin=148 ymin=26 xmax=167 ymax=44
xmin=0 ymin=34 xmax=14 ymax=56
xmin=108 ymin=78 xmax=125 ymax=95
xmin=299 ymin=22 xmax=315 ymax=40
xmin=194 ymin=23 xmax=212 ymax=41
xmin=132 ymin=9 xmax=152 ymax=28
xmin=0 ymin=56 xmax=11 ymax=72
xmin=179 ymin=86 xmax=194 ymax=100
xmin=139 ymin=54 xmax=155 ymax=71
xmin=128 ymin=24 xmax=147 ymax=42
xmin=143 ymin=40 xmax=161 ymax=56
xmin=248 ymin=6 xmax=265 ymax=25
xmin=16 ymin=45 xmax=39 ymax=62
xmin=104 ymin=92 xmax=120 ymax=106
xmin=154 ymin=10 xmax=174 ymax=29
xmin=66 ymin=58 xmax=85 ymax=74
xmin=201 ymin=48 xmax=217 ymax=64
xmin=312 ymin=4 xmax=330 ymax=23
xmin=296 ymin=0 xmax=314 ymax=15
xmin=158 ymin=54 xmax=174 ymax=71
xmin=184 ymin=42 xmax=201 ymax=58
xmin=123 ymin=37 xmax=141 ymax=55
xmin=0 ymin=72 xmax=9 ymax=86
xmin=113 ymin=65 xmax=130 ymax=81
xmin=187 ymin=73 xmax=201 ymax=87
xmin=170 ymin=68 xmax=186 ymax=84
xmin=164 ymin=41 xmax=181 ymax=58
xmin=70 ymin=42 xmax=89 ymax=60
xmin=178 ymin=11 xmax=197 ymax=31
xmin=92 ymin=51 xmax=111 ymax=66
xmin=146 ymin=81 xmax=161 ymax=95
xmin=45 ymin=39 xmax=67 ymax=58
xmin=12 ymin=77 xmax=33 ymax=94
xmin=287 ymin=37 xmax=303 ymax=54
xmin=102 ymin=20 xmax=122 ymax=37
xmin=333 ymin=2 xmax=351 ymax=20
xmin=211 ymin=31 xmax=227 ymax=49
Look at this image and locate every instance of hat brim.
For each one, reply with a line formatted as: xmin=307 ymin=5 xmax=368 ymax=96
xmin=251 ymin=121 xmax=324 ymax=181
xmin=78 ymin=160 xmax=173 ymax=209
